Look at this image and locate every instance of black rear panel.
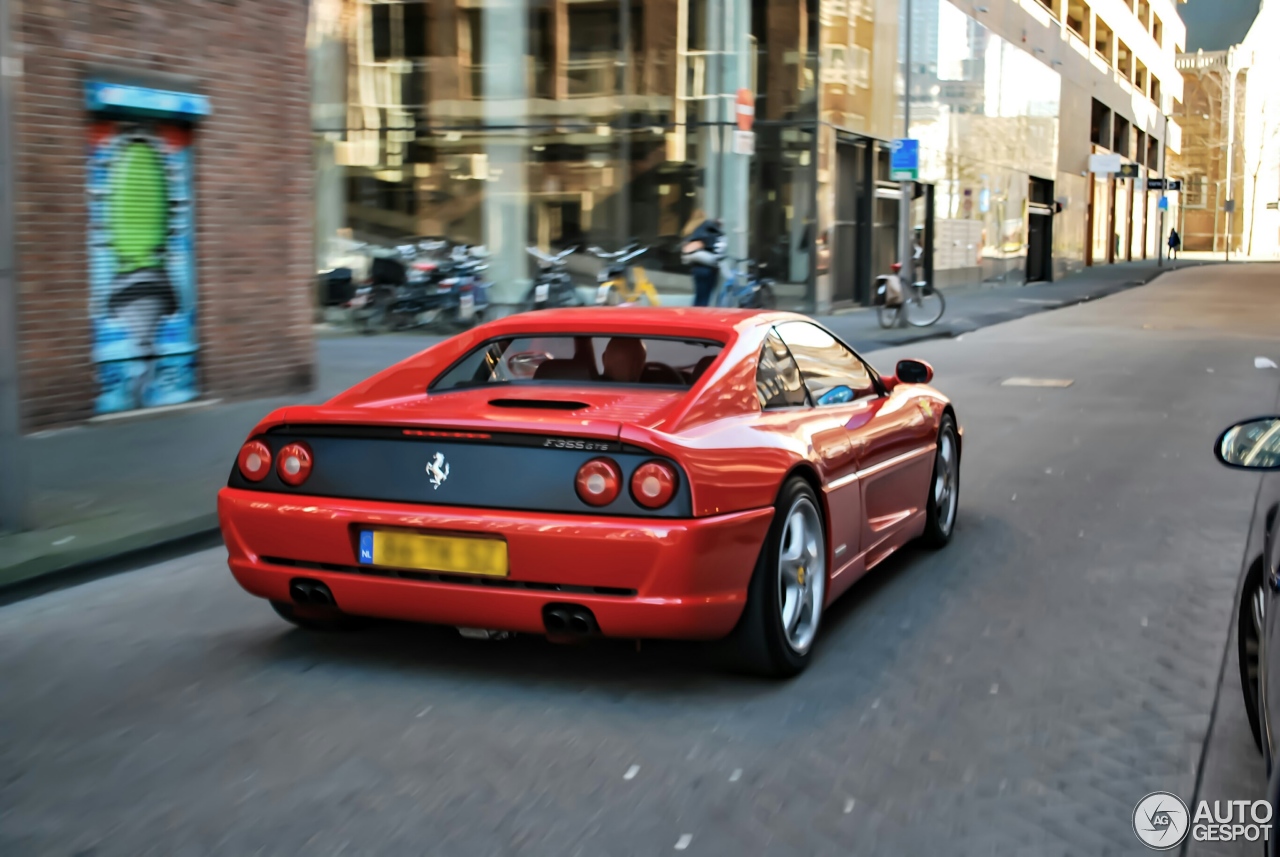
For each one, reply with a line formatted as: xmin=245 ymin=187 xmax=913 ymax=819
xmin=227 ymin=426 xmax=692 ymax=518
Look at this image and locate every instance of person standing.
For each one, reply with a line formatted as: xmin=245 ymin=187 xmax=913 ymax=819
xmin=1167 ymin=227 xmax=1181 ymax=261
xmin=681 ymin=211 xmax=724 ymax=307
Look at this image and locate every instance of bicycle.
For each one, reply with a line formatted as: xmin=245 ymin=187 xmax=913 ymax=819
xmin=588 ymin=244 xmax=661 ymax=306
xmin=874 ymin=264 xmax=945 ymax=328
xmin=713 ymin=257 xmax=778 ymax=309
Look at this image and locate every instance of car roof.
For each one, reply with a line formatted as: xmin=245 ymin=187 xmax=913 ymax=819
xmin=475 ymin=307 xmax=804 ymax=341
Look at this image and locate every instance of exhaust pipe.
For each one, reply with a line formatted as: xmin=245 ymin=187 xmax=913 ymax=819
xmin=542 ymin=603 xmax=599 ymax=638
xmin=289 ymin=578 xmax=336 ymax=607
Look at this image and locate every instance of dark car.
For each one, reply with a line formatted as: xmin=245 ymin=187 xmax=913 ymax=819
xmin=1216 ymin=412 xmax=1280 ymax=850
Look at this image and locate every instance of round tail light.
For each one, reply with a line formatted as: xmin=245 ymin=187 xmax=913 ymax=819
xmin=631 ymin=461 xmax=678 ymax=509
xmin=237 ymin=440 xmax=272 ymax=482
xmin=575 ymin=458 xmax=622 ymax=506
xmin=276 ymin=442 xmax=314 ymax=486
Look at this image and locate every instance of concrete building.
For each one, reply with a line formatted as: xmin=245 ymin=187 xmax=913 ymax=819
xmin=1 ymin=0 xmax=315 ymax=432
xmin=312 ymin=0 xmax=1186 ymax=312
xmin=1172 ymin=0 xmax=1280 ymax=257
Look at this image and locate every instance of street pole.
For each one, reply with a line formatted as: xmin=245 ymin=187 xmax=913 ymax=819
xmin=897 ymin=0 xmax=912 ymax=325
xmin=1158 ymin=111 xmax=1166 ymax=268
xmin=617 ymin=0 xmax=630 ymax=245
xmin=0 ymin=0 xmax=26 ymax=533
xmin=1224 ymin=65 xmax=1235 ymax=262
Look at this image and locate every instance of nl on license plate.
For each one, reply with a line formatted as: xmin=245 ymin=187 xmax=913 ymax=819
xmin=358 ymin=530 xmax=509 ymax=577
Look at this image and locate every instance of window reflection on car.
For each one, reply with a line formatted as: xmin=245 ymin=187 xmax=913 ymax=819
xmin=774 ymin=321 xmax=876 ymax=405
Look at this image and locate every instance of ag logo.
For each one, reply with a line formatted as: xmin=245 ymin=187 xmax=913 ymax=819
xmin=425 ymin=452 xmax=450 ymax=489
xmin=1134 ymin=792 xmax=1190 ymax=850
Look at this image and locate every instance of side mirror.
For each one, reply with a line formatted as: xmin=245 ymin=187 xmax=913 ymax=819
xmin=1215 ymin=417 xmax=1280 ymax=470
xmin=895 ymin=359 xmax=934 ymax=385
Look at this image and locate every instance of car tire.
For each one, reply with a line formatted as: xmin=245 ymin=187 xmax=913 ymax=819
xmin=1238 ymin=559 xmax=1266 ymax=754
xmin=920 ymin=414 xmax=960 ymax=549
xmin=724 ymin=477 xmax=827 ymax=678
xmin=270 ymin=600 xmax=370 ymax=632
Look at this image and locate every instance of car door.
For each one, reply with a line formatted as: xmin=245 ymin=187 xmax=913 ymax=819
xmin=754 ymin=329 xmax=862 ymax=600
xmin=775 ymin=321 xmax=935 ymax=567
xmin=771 ymin=322 xmax=882 ymax=595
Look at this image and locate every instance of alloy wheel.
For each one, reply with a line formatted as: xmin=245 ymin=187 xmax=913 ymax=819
xmin=778 ymin=497 xmax=825 ymax=654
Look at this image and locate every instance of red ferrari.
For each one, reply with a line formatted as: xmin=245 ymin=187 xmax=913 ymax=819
xmin=217 ymin=308 xmax=961 ymax=676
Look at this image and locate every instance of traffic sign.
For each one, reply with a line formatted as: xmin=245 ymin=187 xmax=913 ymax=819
xmin=733 ymin=130 xmax=755 ymax=155
xmin=890 ymin=139 xmax=919 ymax=181
xmin=1167 ymin=179 xmax=1182 ymax=192
xmin=736 ymin=89 xmax=755 ymax=132
xmin=1148 ymin=178 xmax=1183 ymax=192
xmin=1158 ymin=196 xmax=1169 ymax=210
xmin=1118 ymin=163 xmax=1140 ymax=180
xmin=1225 ymin=199 xmax=1236 ymax=213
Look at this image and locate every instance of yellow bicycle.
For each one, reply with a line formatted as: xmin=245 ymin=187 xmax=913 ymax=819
xmin=589 ymin=245 xmax=661 ymax=306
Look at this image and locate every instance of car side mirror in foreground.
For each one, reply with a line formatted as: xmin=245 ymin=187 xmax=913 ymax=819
xmin=895 ymin=359 xmax=933 ymax=385
xmin=1215 ymin=417 xmax=1280 ymax=470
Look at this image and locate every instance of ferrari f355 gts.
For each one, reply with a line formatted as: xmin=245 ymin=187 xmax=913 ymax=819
xmin=218 ymin=308 xmax=961 ymax=676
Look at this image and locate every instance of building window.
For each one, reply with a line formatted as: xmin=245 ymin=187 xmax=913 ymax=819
xmin=1095 ymin=18 xmax=1113 ymax=63
xmin=853 ymin=0 xmax=874 ymax=21
xmin=1112 ymin=113 xmax=1130 ymax=157
xmin=1091 ymin=98 xmax=1111 ymax=147
xmin=1184 ymin=173 xmax=1207 ymax=208
xmin=1147 ymin=135 xmax=1159 ymax=170
xmin=1117 ymin=41 xmax=1132 ymax=80
xmin=848 ymin=46 xmax=870 ymax=88
xmin=1152 ymin=15 xmax=1163 ymax=47
xmin=822 ymin=46 xmax=847 ymax=84
xmin=1150 ymin=76 xmax=1161 ymax=108
xmin=1066 ymin=0 xmax=1089 ymax=40
xmin=1134 ymin=60 xmax=1147 ymax=94
xmin=1137 ymin=0 xmax=1150 ymax=30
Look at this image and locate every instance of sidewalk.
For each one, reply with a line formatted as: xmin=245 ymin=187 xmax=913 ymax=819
xmin=0 ymin=257 xmax=1226 ymax=592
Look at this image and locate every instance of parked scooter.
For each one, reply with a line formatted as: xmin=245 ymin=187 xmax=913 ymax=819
xmin=589 ymin=244 xmax=660 ymax=305
xmin=522 ymin=246 xmax=582 ymax=310
xmin=383 ymin=242 xmax=492 ymax=331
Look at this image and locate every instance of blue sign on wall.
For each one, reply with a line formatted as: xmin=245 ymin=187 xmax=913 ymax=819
xmin=85 ymin=81 xmax=211 ymax=120
xmin=890 ymin=138 xmax=919 ymax=181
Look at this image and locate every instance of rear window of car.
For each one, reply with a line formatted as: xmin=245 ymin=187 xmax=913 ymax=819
xmin=431 ymin=335 xmax=725 ymax=390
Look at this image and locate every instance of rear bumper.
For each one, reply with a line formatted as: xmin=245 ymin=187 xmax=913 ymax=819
xmin=217 ymin=488 xmax=773 ymax=639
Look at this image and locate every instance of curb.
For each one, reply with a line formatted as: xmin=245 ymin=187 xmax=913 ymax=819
xmin=0 ymin=516 xmax=223 ymax=606
xmin=0 ymin=260 xmax=1220 ymax=606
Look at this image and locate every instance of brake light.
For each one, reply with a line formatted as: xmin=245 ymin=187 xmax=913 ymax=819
xmin=631 ymin=461 xmax=678 ymax=509
xmin=237 ymin=440 xmax=272 ymax=482
xmin=575 ymin=458 xmax=621 ymax=506
xmin=276 ymin=442 xmax=313 ymax=486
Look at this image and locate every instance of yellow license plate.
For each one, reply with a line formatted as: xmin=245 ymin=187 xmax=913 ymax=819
xmin=359 ymin=530 xmax=509 ymax=577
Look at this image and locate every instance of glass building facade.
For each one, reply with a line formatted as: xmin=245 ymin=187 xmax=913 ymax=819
xmin=310 ymin=0 xmax=828 ymax=308
xmin=309 ymin=0 xmax=1176 ymax=312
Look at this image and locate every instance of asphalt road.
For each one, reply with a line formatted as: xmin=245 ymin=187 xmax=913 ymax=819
xmin=2 ymin=264 xmax=1279 ymax=856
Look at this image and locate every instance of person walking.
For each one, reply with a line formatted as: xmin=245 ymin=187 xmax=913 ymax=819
xmin=1167 ymin=227 xmax=1181 ymax=262
xmin=681 ymin=211 xmax=724 ymax=307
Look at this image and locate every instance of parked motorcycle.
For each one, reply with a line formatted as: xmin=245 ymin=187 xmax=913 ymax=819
xmin=383 ymin=243 xmax=492 ymax=331
xmin=522 ymin=246 xmax=582 ymax=310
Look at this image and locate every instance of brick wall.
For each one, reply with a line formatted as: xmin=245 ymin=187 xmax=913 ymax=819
xmin=13 ymin=0 xmax=314 ymax=431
